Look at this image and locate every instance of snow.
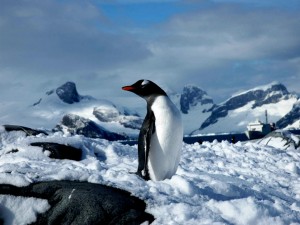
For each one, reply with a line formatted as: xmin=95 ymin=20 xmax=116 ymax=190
xmin=1 ymin=127 xmax=300 ymax=224
xmin=230 ymin=81 xmax=281 ymax=99
xmin=0 ymin=90 xmax=141 ymax=138
xmin=170 ymin=92 xmax=213 ymax=134
xmin=198 ymin=97 xmax=297 ymax=134
xmin=0 ymin=195 xmax=50 ymax=225
xmin=257 ymin=130 xmax=300 ymax=150
xmin=181 ymin=103 xmax=213 ymax=134
xmin=286 ymin=120 xmax=300 ymax=130
xmin=207 ymin=197 xmax=285 ymax=225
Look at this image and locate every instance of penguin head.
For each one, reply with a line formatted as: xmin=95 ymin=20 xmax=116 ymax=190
xmin=122 ymin=79 xmax=167 ymax=100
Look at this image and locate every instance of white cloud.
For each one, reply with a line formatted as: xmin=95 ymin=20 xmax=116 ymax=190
xmin=0 ymin=0 xmax=299 ymax=106
xmin=0 ymin=0 xmax=153 ymax=103
xmin=126 ymin=5 xmax=300 ymax=98
xmin=0 ymin=0 xmax=150 ymax=76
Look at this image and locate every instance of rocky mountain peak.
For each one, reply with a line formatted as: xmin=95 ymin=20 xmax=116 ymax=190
xmin=180 ymin=85 xmax=213 ymax=114
xmin=56 ymin=82 xmax=81 ymax=104
xmin=271 ymin=82 xmax=288 ymax=92
xmin=199 ymin=82 xmax=296 ymax=131
xmin=226 ymin=82 xmax=290 ymax=110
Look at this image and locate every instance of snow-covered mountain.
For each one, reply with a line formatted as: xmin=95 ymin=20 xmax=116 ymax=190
xmin=13 ymin=82 xmax=142 ymax=139
xmin=171 ymin=85 xmax=214 ymax=134
xmin=276 ymin=99 xmax=300 ymax=129
xmin=190 ymin=82 xmax=298 ymax=135
xmin=179 ymin=85 xmax=214 ymax=114
xmin=1 ymin=81 xmax=299 ymax=137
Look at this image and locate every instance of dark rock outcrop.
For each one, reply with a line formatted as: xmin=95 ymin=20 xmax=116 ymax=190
xmin=3 ymin=125 xmax=48 ymax=136
xmin=32 ymin=81 xmax=94 ymax=106
xmin=55 ymin=114 xmax=127 ymax=141
xmin=56 ymin=82 xmax=81 ymax=104
xmin=30 ymin=142 xmax=82 ymax=161
xmin=180 ymin=85 xmax=214 ymax=114
xmin=32 ymin=98 xmax=42 ymax=106
xmin=0 ymin=181 xmax=155 ymax=225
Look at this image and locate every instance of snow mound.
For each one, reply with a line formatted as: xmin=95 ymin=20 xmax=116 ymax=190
xmin=257 ymin=130 xmax=300 ymax=150
xmin=0 ymin=126 xmax=300 ymax=224
xmin=0 ymin=195 xmax=50 ymax=225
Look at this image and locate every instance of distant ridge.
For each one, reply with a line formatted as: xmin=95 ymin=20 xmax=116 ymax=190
xmin=188 ymin=82 xmax=298 ymax=134
xmin=1 ymin=80 xmax=299 ymax=136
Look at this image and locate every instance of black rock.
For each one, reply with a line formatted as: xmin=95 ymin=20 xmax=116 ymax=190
xmin=0 ymin=181 xmax=155 ymax=225
xmin=56 ymin=82 xmax=81 ymax=104
xmin=32 ymin=98 xmax=42 ymax=106
xmin=30 ymin=142 xmax=82 ymax=161
xmin=3 ymin=125 xmax=48 ymax=136
xmin=180 ymin=85 xmax=214 ymax=114
xmin=55 ymin=114 xmax=127 ymax=141
xmin=5 ymin=149 xmax=19 ymax=154
xmin=46 ymin=89 xmax=54 ymax=96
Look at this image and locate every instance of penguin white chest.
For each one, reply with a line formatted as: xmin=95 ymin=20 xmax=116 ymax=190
xmin=148 ymin=96 xmax=183 ymax=181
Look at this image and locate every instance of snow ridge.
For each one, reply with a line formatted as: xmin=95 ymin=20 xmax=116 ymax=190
xmin=192 ymin=82 xmax=298 ymax=134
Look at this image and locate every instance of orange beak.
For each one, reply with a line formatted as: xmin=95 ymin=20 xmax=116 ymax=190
xmin=122 ymin=86 xmax=135 ymax=91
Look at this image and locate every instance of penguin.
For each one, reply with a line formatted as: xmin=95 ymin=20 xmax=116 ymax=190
xmin=122 ymin=80 xmax=183 ymax=181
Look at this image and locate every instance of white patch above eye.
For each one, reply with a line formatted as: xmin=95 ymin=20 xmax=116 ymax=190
xmin=141 ymin=80 xmax=150 ymax=86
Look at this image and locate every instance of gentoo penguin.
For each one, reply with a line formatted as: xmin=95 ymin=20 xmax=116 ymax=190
xmin=122 ymin=80 xmax=183 ymax=181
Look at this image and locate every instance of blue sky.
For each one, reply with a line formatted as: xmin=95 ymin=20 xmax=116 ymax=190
xmin=98 ymin=0 xmax=300 ymax=27
xmin=0 ymin=0 xmax=299 ymax=105
xmin=100 ymin=2 xmax=185 ymax=26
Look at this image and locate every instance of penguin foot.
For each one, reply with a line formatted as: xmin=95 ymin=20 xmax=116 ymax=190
xmin=134 ymin=171 xmax=150 ymax=181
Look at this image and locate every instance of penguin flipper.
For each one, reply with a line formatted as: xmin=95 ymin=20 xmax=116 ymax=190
xmin=137 ymin=110 xmax=155 ymax=180
xmin=143 ymin=111 xmax=155 ymax=180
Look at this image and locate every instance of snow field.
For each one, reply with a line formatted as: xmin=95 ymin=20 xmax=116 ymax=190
xmin=0 ymin=128 xmax=300 ymax=224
